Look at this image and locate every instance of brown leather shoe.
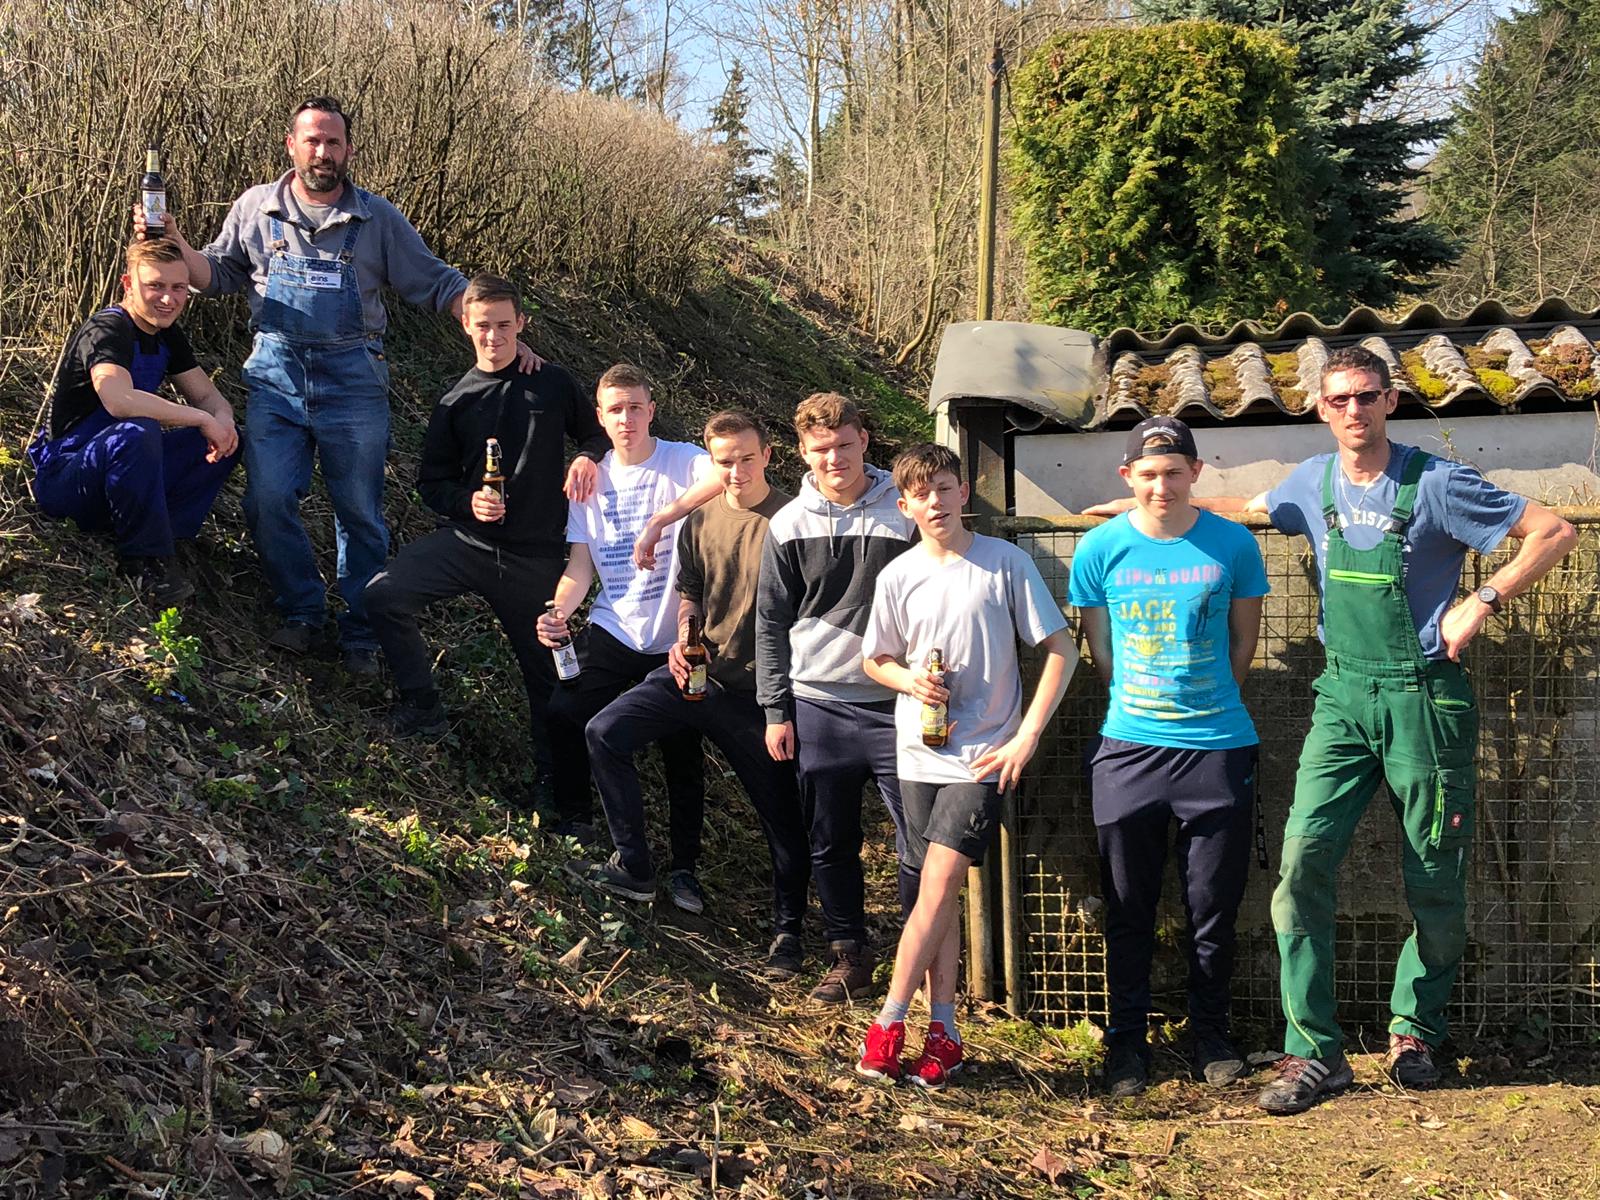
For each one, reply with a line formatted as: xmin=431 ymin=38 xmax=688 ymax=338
xmin=809 ymin=939 xmax=874 ymax=1003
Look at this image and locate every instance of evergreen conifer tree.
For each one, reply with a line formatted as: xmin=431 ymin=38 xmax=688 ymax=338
xmin=708 ymin=62 xmax=767 ymax=230
xmin=1134 ymin=0 xmax=1457 ymax=312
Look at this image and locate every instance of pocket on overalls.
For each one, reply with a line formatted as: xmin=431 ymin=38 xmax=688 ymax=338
xmin=1425 ymin=669 xmax=1480 ymax=762
xmin=1429 ymin=765 xmax=1475 ymax=851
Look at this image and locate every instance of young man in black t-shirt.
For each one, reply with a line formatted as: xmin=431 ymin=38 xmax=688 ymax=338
xmin=29 ymin=239 xmax=241 ymax=605
xmin=364 ymin=276 xmax=607 ymax=781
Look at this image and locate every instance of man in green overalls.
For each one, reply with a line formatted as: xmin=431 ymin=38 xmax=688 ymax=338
xmin=1222 ymin=346 xmax=1575 ymax=1113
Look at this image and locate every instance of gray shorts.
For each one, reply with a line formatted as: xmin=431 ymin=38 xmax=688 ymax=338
xmin=902 ymin=779 xmax=1003 ymax=869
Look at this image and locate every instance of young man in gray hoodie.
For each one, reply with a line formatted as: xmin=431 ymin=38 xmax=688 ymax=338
xmin=756 ymin=393 xmax=919 ymax=1001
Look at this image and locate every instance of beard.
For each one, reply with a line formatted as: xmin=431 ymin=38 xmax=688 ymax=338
xmin=296 ymin=160 xmax=347 ymax=194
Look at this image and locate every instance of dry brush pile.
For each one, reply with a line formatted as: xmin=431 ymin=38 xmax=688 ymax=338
xmin=0 ymin=0 xmax=727 ymax=359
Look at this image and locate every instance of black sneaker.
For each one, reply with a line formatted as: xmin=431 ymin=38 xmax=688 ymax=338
xmin=120 ymin=556 xmax=195 ymax=607
xmin=1387 ymin=1034 xmax=1441 ymax=1089
xmin=389 ymin=699 xmax=447 ymax=738
xmin=585 ymin=852 xmax=655 ymax=902
xmin=667 ymin=870 xmax=706 ymax=914
xmin=1256 ymin=1052 xmax=1353 ymax=1115
xmin=266 ymin=623 xmax=316 ymax=655
xmin=342 ymin=647 xmax=381 ymax=678
xmin=764 ymin=933 xmax=803 ymax=980
xmin=1104 ymin=1035 xmax=1150 ymax=1099
xmin=809 ymin=939 xmax=874 ymax=1004
xmin=1192 ymin=1030 xmax=1246 ymax=1085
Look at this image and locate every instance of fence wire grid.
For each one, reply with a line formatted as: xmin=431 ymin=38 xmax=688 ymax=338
xmin=1004 ymin=514 xmax=1600 ymax=1043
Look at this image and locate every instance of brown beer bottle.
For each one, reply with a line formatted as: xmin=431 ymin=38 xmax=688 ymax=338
xmin=921 ymin=647 xmax=949 ymax=747
xmin=482 ymin=437 xmax=505 ymax=521
xmin=682 ymin=614 xmax=709 ymax=701
xmin=141 ymin=147 xmax=167 ymax=240
xmin=546 ymin=601 xmax=580 ymax=684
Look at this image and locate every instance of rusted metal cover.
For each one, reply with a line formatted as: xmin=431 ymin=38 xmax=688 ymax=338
xmin=928 ymin=321 xmax=1099 ymax=429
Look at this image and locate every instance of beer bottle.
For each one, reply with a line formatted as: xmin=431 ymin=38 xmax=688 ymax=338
xmin=681 ymin=613 xmax=709 ymax=701
xmin=482 ymin=437 xmax=505 ymax=522
xmin=545 ymin=601 xmax=580 ymax=684
xmin=921 ymin=647 xmax=949 ymax=747
xmin=141 ymin=147 xmax=167 ymax=240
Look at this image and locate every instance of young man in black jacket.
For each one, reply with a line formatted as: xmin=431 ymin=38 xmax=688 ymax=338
xmin=365 ymin=276 xmax=607 ymax=782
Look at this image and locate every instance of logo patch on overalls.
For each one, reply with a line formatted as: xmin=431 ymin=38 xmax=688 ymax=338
xmin=1450 ymin=813 xmax=1463 ymax=829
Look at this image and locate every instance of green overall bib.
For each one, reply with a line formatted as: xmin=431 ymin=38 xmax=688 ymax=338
xmin=1272 ymin=450 xmax=1479 ymax=1059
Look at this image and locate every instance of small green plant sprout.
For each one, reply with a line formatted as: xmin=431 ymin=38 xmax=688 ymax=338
xmin=148 ymin=607 xmax=202 ymax=696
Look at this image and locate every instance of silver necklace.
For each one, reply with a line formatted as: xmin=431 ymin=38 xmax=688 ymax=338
xmin=1338 ymin=465 xmax=1382 ymax=519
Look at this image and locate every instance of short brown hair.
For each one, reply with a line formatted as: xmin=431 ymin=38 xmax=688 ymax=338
xmin=892 ymin=442 xmax=963 ymax=494
xmin=126 ymin=238 xmax=186 ymax=273
xmin=597 ymin=363 xmax=652 ymax=398
xmin=1322 ymin=345 xmax=1391 ymax=390
xmin=703 ymin=409 xmax=768 ymax=447
xmin=290 ymin=96 xmax=353 ymax=140
xmin=793 ymin=392 xmax=864 ymax=441
xmin=462 ymin=274 xmax=520 ymax=311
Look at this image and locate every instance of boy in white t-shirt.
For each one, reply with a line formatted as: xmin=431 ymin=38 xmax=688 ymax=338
xmin=856 ymin=443 xmax=1076 ymax=1087
xmin=536 ymin=364 xmax=713 ymax=909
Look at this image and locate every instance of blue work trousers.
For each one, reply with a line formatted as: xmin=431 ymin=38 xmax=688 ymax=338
xmin=31 ymin=418 xmax=237 ymax=558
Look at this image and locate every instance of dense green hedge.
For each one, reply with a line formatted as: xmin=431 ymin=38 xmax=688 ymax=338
xmin=1009 ymin=21 xmax=1321 ymax=334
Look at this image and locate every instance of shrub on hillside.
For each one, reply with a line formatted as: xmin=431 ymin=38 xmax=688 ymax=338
xmin=0 ymin=0 xmax=724 ymax=355
xmin=1008 ymin=22 xmax=1322 ymax=334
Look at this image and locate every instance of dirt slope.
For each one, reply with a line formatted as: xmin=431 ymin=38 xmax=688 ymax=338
xmin=3 ymin=251 xmax=1599 ymax=1199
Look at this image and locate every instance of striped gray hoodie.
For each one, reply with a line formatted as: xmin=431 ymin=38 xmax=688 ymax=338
xmin=755 ymin=464 xmax=915 ymax=724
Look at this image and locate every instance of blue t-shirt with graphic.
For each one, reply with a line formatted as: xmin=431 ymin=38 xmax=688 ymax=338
xmin=1069 ymin=510 xmax=1269 ymax=750
xmin=1266 ymin=443 xmax=1525 ymax=661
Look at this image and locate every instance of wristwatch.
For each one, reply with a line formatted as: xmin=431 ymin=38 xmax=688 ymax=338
xmin=1476 ymin=585 xmax=1503 ymax=614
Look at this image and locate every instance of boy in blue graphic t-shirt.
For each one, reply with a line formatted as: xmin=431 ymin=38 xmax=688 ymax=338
xmin=1068 ymin=417 xmax=1268 ymax=1098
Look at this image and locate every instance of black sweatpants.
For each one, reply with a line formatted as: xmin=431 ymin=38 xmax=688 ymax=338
xmin=794 ymin=696 xmax=919 ymax=945
xmin=588 ymin=668 xmax=809 ymax=934
xmin=547 ymin=625 xmax=705 ymax=867
xmin=365 ymin=529 xmax=562 ymax=773
xmin=1089 ymin=736 xmax=1257 ymax=1039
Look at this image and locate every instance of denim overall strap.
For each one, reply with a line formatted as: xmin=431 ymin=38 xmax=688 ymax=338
xmin=258 ymin=210 xmax=367 ymax=347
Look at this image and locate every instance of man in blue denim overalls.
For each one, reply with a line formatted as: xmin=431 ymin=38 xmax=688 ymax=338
xmin=139 ymin=96 xmax=543 ymax=674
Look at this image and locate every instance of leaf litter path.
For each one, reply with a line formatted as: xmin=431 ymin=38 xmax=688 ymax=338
xmin=1 ymin=502 xmax=1599 ymax=1199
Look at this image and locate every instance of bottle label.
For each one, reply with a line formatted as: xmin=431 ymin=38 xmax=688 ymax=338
xmin=686 ymin=662 xmax=708 ymax=695
xmin=142 ymin=190 xmax=165 ymax=227
xmin=921 ymin=701 xmax=947 ymax=737
xmin=554 ymin=643 xmax=580 ymax=681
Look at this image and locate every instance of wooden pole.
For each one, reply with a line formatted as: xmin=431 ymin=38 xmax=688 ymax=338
xmin=976 ymin=44 xmax=1003 ymax=322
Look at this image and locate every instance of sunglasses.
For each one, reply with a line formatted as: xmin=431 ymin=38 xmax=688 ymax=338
xmin=1322 ymin=389 xmax=1388 ymax=410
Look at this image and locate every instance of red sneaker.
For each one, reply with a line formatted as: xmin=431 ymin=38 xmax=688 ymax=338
xmin=856 ymin=1020 xmax=906 ymax=1081
xmin=907 ymin=1021 xmax=964 ymax=1089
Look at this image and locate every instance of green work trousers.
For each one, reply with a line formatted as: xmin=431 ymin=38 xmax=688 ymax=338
xmin=1272 ymin=656 xmax=1478 ymax=1059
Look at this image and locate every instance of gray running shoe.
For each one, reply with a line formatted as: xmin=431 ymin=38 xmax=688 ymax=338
xmin=585 ymin=852 xmax=655 ymax=903
xmin=1387 ymin=1034 xmax=1441 ymax=1089
xmin=1256 ymin=1053 xmax=1353 ymax=1115
xmin=667 ymin=870 xmax=706 ymax=914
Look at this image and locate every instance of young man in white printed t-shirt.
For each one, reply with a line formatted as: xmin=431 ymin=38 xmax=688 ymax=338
xmin=536 ymin=364 xmax=713 ymax=909
xmin=855 ymin=443 xmax=1076 ymax=1088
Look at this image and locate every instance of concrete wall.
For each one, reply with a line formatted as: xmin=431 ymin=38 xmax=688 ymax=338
xmin=1013 ymin=411 xmax=1600 ymax=516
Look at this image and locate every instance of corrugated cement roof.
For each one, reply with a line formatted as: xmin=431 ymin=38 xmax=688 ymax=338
xmin=928 ymin=300 xmax=1600 ymax=430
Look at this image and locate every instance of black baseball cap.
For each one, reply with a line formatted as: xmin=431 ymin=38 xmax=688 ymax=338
xmin=1122 ymin=416 xmax=1198 ymax=465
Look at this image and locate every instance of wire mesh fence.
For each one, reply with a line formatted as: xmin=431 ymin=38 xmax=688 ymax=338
xmin=1002 ymin=512 xmax=1600 ymax=1042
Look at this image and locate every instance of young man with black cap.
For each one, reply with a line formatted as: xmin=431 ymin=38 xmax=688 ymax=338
xmin=1068 ymin=416 xmax=1268 ymax=1097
